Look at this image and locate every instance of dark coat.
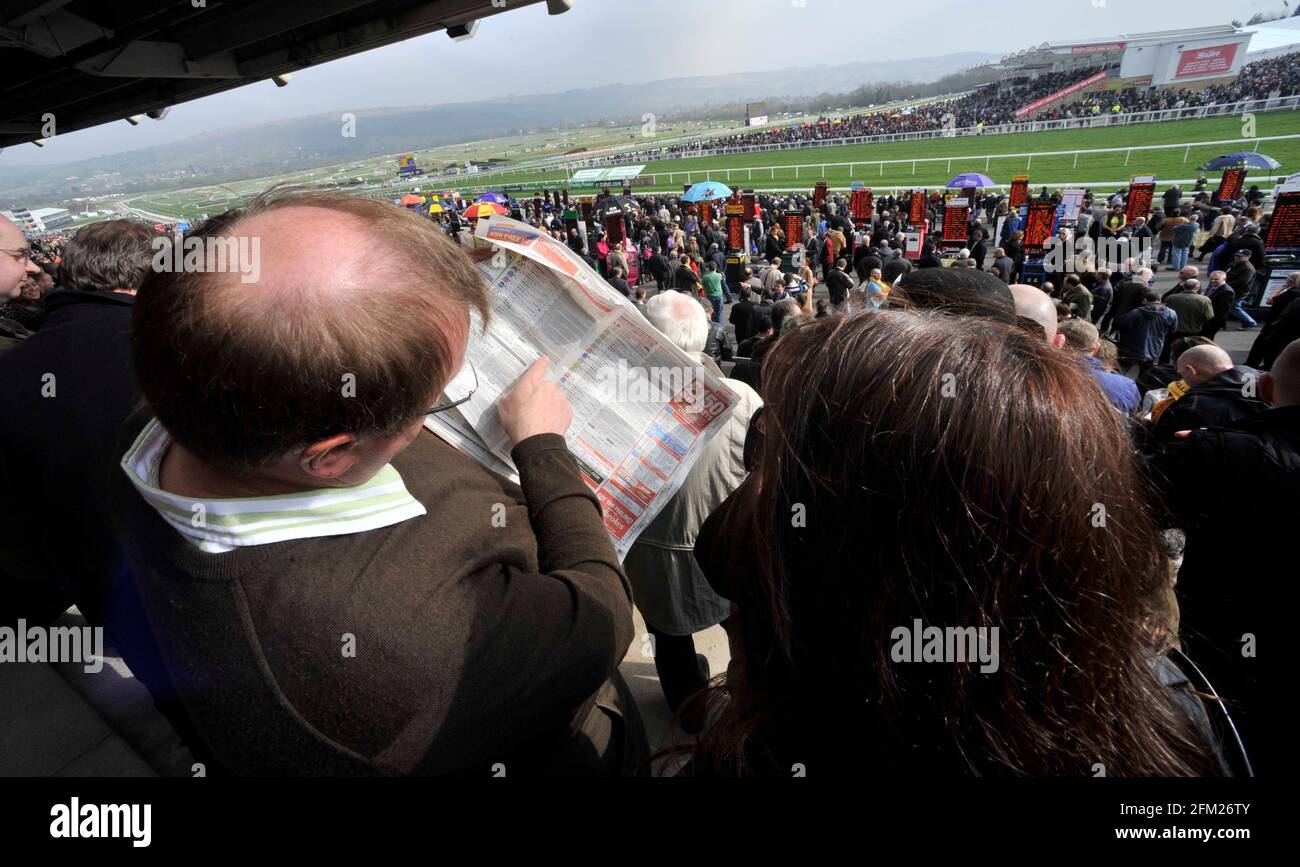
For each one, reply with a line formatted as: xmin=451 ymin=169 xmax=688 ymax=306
xmin=0 ymin=290 xmax=139 ymax=626
xmin=1151 ymin=367 xmax=1268 ymax=440
xmin=826 ymin=268 xmax=854 ymax=305
xmin=1149 ymin=404 xmax=1300 ymax=768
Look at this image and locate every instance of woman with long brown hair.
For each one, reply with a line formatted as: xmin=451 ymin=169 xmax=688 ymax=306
xmin=690 ymin=310 xmax=1224 ymax=777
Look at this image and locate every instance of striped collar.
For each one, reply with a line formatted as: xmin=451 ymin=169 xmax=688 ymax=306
xmin=121 ymin=418 xmax=426 ymax=553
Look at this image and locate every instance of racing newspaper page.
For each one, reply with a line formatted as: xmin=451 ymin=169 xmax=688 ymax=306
xmin=422 ymin=215 xmax=739 ymax=559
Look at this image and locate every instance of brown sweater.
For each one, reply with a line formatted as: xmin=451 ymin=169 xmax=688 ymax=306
xmin=109 ymin=416 xmax=636 ymax=776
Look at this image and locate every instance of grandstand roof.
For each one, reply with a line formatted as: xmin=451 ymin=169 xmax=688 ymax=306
xmin=0 ymin=0 xmax=563 ymax=151
xmin=1000 ymin=24 xmax=1244 ymax=69
xmin=1246 ymin=16 xmax=1300 ymax=57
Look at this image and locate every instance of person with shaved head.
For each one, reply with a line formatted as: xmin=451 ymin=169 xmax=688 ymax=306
xmin=1149 ymin=338 xmax=1300 ymax=773
xmin=1150 ymin=344 xmax=1268 ymax=440
xmin=109 ymin=189 xmax=647 ymax=776
xmin=1011 ymin=283 xmax=1065 ymax=348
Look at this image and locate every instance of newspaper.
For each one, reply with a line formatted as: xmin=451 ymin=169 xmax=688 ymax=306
xmin=423 ymin=215 xmax=739 ymax=559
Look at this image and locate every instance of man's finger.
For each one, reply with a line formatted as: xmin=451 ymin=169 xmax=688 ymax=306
xmin=1174 ymin=430 xmax=1192 ymax=439
xmin=516 ymin=356 xmax=550 ymax=386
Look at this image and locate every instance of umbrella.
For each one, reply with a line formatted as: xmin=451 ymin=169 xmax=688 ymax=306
xmin=1200 ymin=151 xmax=1281 ymax=171
xmin=594 ymin=196 xmax=634 ymax=218
xmin=681 ymin=181 xmax=733 ymax=202
xmin=400 ymin=193 xmax=424 ymax=206
xmin=463 ymin=201 xmax=508 ymax=220
xmin=477 ymin=192 xmax=510 ymax=205
xmin=426 ymin=201 xmax=444 ymax=214
xmin=946 ymin=173 xmax=996 ymax=188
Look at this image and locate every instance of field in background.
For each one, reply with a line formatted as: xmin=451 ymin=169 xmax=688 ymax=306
xmin=115 ymin=119 xmax=737 ymax=221
xmin=441 ymin=112 xmax=1300 ymax=194
xmin=118 ymin=111 xmax=1300 ymax=221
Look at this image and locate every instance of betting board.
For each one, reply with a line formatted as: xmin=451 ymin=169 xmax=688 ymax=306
xmin=784 ymin=211 xmax=804 ymax=250
xmin=1215 ymin=168 xmax=1247 ymax=205
xmin=942 ymin=203 xmax=969 ymax=245
xmin=910 ymin=191 xmax=927 ymax=224
xmin=1024 ymin=201 xmax=1057 ymax=252
xmin=852 ymin=188 xmax=874 ymax=223
xmin=1265 ymin=190 xmax=1300 ymax=254
xmin=1009 ymin=176 xmax=1030 ymax=209
xmin=1125 ymin=178 xmax=1156 ymax=222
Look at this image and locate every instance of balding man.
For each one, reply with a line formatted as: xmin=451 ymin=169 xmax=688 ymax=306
xmin=1058 ymin=318 xmax=1139 ymax=414
xmin=1 ymin=214 xmax=42 ymax=348
xmin=1011 ymin=283 xmax=1065 ymax=348
xmin=109 ymin=189 xmax=646 ymax=776
xmin=1151 ymin=344 xmax=1267 ymax=440
xmin=1160 ymin=278 xmax=1214 ymax=363
xmin=991 ymin=247 xmax=1014 ymax=283
xmin=1149 ymin=338 xmax=1300 ymax=772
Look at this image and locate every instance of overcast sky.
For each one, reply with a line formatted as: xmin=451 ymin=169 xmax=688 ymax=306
xmin=1 ymin=0 xmax=1287 ymax=167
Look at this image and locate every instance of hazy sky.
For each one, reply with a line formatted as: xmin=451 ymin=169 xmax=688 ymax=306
xmin=0 ymin=0 xmax=1286 ymax=167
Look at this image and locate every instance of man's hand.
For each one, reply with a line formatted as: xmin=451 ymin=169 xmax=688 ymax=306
xmin=498 ymin=357 xmax=573 ymax=446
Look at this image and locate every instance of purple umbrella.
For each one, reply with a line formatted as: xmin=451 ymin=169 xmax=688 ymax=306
xmin=946 ymin=173 xmax=996 ymax=189
xmin=477 ymin=192 xmax=509 ymax=205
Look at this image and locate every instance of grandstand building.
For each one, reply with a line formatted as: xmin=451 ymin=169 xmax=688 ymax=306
xmin=999 ymin=26 xmax=1253 ymax=88
xmin=982 ymin=25 xmax=1287 ymax=119
xmin=1 ymin=207 xmax=72 ymax=233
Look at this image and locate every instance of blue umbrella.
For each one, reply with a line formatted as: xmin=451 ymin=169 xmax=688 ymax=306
xmin=946 ymin=173 xmax=996 ymax=188
xmin=477 ymin=192 xmax=510 ymax=205
xmin=681 ymin=181 xmax=733 ymax=202
xmin=1200 ymin=151 xmax=1281 ymax=171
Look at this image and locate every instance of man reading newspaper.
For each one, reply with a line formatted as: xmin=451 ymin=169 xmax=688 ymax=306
xmin=110 ymin=190 xmax=649 ymax=776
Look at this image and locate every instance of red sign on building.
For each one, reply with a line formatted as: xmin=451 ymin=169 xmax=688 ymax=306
xmin=1174 ymin=43 xmax=1240 ymax=79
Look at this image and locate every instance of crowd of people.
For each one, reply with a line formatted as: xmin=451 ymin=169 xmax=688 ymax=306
xmin=608 ymin=54 xmax=1300 ymax=164
xmin=1 ymin=164 xmax=1291 ymax=778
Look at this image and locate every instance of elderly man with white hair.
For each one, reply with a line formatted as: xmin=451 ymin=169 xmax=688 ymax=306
xmin=627 ymin=291 xmax=761 ymax=731
xmin=1150 ymin=343 xmax=1268 ymax=439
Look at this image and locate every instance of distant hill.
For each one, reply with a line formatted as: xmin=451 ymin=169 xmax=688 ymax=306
xmin=0 ymin=52 xmax=996 ymax=206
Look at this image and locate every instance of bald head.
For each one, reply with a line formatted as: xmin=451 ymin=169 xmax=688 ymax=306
xmin=133 ymin=188 xmax=489 ymax=475
xmin=1011 ymin=284 xmax=1062 ymax=346
xmin=1176 ymin=344 xmax=1234 ymax=387
xmin=1267 ymin=339 xmax=1300 ymax=407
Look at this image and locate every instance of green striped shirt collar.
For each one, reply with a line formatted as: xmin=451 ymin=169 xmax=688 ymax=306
xmin=121 ymin=418 xmax=427 ymax=553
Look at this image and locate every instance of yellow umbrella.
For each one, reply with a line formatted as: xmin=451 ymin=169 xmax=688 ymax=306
xmin=427 ymin=201 xmax=444 ymax=214
xmin=463 ymin=202 xmax=508 ymax=220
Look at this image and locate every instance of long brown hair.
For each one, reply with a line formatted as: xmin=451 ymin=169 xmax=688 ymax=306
xmin=693 ymin=310 xmax=1220 ymax=776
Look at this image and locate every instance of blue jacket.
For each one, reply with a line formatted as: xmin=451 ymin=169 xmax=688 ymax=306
xmin=1084 ymin=356 xmax=1139 ymax=414
xmin=1117 ymin=303 xmax=1178 ymax=362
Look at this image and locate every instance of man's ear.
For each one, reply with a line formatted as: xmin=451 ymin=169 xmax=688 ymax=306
xmin=1051 ymin=333 xmax=1067 ymax=349
xmin=299 ymin=433 xmax=360 ymax=480
xmin=1261 ymin=372 xmax=1275 ymax=405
